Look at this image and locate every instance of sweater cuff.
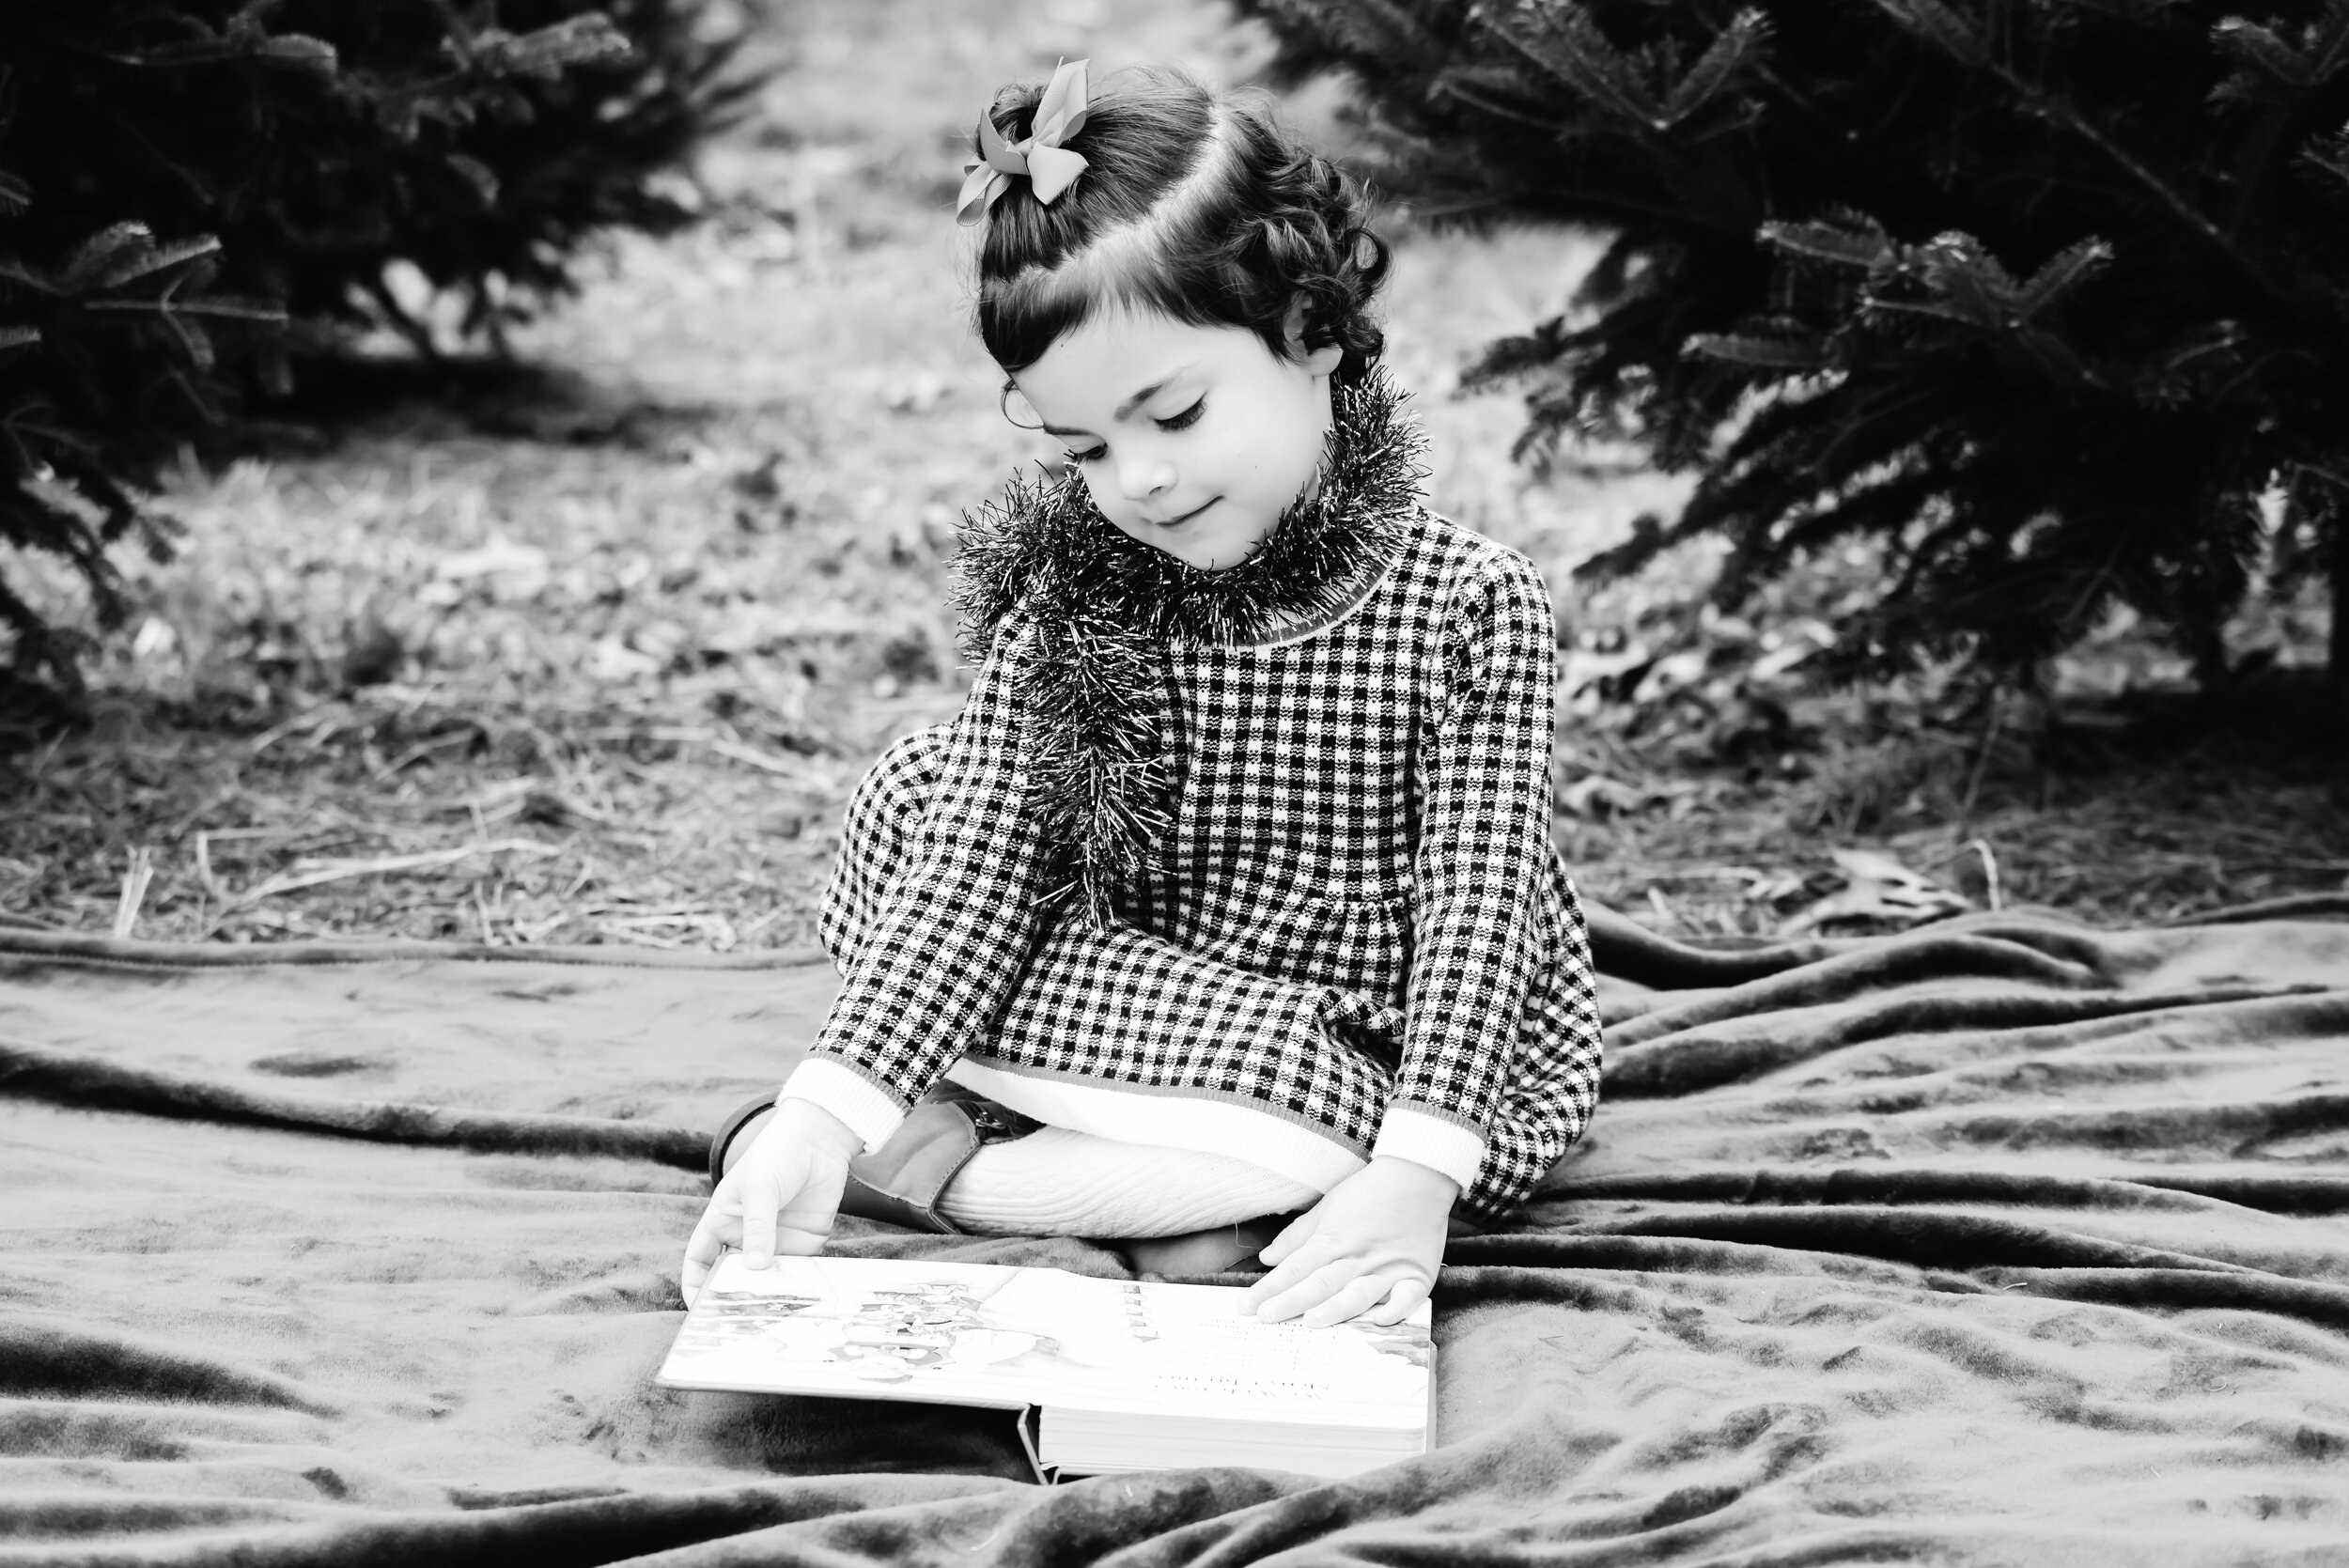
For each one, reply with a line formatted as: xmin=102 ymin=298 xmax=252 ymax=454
xmin=1371 ymin=1105 xmax=1485 ymax=1193
xmin=779 ymin=1057 xmax=908 ymax=1155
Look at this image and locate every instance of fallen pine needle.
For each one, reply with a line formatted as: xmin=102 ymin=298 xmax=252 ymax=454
xmin=708 ymin=737 xmax=815 ymax=778
xmin=113 ymin=848 xmax=155 ymax=939
xmin=247 ymin=706 xmax=347 ymax=756
xmin=1964 ymin=836 xmax=2004 ymax=911
xmin=235 ymin=839 xmax=562 ymax=904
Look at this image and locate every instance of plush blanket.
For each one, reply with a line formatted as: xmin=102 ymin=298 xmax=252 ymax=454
xmin=6 ymin=899 xmax=2349 ymax=1566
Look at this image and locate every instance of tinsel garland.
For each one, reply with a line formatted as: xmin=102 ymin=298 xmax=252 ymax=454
xmin=953 ymin=367 xmax=1429 ymax=924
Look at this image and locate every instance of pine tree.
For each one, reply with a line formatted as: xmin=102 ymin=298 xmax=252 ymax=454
xmin=1244 ymin=0 xmax=2349 ymax=721
xmin=0 ymin=0 xmax=753 ymax=696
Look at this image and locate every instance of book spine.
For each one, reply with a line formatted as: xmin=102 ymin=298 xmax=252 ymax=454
xmin=1121 ymin=1281 xmax=1158 ymax=1343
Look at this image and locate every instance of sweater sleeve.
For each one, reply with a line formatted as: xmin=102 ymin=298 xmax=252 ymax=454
xmin=1372 ymin=550 xmax=1557 ymax=1188
xmin=780 ymin=622 xmax=1052 ymax=1152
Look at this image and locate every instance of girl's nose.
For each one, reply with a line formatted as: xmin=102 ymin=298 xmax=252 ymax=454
xmin=1116 ymin=455 xmax=1174 ymax=504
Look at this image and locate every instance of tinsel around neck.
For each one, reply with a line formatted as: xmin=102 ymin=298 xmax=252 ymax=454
xmin=955 ymin=366 xmax=1425 ymax=654
xmin=952 ymin=366 xmax=1428 ymax=924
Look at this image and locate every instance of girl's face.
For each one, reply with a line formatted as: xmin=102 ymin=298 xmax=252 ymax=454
xmin=1010 ymin=308 xmax=1345 ymax=572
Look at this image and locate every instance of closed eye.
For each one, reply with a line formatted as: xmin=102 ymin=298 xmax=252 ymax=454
xmin=1063 ymin=399 xmax=1205 ymax=463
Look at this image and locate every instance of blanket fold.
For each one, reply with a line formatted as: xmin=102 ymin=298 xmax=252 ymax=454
xmin=7 ymin=904 xmax=2349 ymax=1564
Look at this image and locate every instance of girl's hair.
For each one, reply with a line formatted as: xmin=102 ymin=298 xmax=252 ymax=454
xmin=972 ymin=67 xmax=1390 ymax=383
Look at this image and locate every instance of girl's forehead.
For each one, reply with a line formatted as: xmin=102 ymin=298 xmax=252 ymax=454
xmin=1015 ymin=310 xmax=1267 ymax=412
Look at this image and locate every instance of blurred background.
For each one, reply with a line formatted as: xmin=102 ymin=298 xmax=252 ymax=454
xmin=1 ymin=0 xmax=2341 ymax=951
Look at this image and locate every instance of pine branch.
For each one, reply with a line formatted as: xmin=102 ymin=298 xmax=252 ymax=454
xmin=2211 ymin=18 xmax=2312 ymax=98
xmin=0 ymin=0 xmax=749 ymax=692
xmin=1662 ymin=8 xmax=1771 ymax=125
xmin=1760 ymin=211 xmax=1896 ymax=270
xmin=1685 ymin=318 xmax=1829 ymax=370
xmin=2016 ymin=236 xmax=2115 ymax=313
xmin=2312 ymin=0 xmax=2349 ymax=81
xmin=1868 ymin=0 xmax=1988 ymax=68
xmin=1252 ymin=0 xmax=2349 ymax=691
xmin=1481 ymin=1 xmax=1667 ymax=131
xmin=1982 ymin=54 xmax=2323 ymax=331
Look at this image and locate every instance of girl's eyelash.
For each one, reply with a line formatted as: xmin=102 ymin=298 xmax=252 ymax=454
xmin=1064 ymin=400 xmax=1205 ymax=463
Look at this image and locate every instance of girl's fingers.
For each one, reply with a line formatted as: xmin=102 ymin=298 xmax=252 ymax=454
xmin=683 ymin=1185 xmax=742 ymax=1265
xmin=740 ymin=1160 xmax=787 ymax=1265
xmin=1240 ymin=1265 xmax=1298 ymax=1315
xmin=1242 ymin=1223 xmax=1326 ymax=1310
xmin=781 ymin=1157 xmax=849 ymax=1245
xmin=679 ymin=1205 xmax=739 ymax=1304
xmin=1243 ymin=1236 xmax=1339 ymax=1315
xmin=1253 ymin=1210 xmax=1319 ymax=1270
xmin=1299 ymin=1274 xmax=1392 ymax=1330
xmin=1359 ymin=1274 xmax=1431 ymax=1327
xmin=1250 ymin=1257 xmax=1359 ymax=1324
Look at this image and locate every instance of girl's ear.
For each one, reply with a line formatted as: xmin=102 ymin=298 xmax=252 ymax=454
xmin=1283 ymin=297 xmax=1344 ymax=378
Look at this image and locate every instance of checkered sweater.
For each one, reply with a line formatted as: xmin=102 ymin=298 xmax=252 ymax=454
xmin=791 ymin=505 xmax=1602 ymax=1200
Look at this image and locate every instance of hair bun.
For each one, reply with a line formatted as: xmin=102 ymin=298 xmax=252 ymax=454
xmin=984 ymin=83 xmax=1049 ymax=147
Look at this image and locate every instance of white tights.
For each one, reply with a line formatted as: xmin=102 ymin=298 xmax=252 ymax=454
xmin=935 ymin=1126 xmax=1320 ymax=1238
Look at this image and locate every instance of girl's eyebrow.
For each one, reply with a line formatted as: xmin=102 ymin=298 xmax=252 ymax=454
xmin=1040 ymin=364 xmax=1200 ymax=439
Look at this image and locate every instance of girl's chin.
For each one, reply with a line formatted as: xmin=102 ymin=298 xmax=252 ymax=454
xmin=1128 ymin=522 xmax=1274 ymax=572
xmin=1156 ymin=544 xmax=1250 ymax=572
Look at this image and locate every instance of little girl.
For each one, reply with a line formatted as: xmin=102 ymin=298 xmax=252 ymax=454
xmin=683 ymin=60 xmax=1603 ymax=1330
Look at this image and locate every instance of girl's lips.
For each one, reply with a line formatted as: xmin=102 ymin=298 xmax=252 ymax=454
xmin=1152 ymin=497 xmax=1220 ymax=528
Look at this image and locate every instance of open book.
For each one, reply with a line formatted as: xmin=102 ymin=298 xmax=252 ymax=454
xmin=659 ymin=1253 xmax=1435 ymax=1482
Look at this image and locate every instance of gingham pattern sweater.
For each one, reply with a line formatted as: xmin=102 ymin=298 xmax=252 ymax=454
xmin=788 ymin=506 xmax=1605 ymax=1218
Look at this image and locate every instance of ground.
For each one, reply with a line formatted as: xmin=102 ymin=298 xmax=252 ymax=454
xmin=1 ymin=0 xmax=2341 ymax=953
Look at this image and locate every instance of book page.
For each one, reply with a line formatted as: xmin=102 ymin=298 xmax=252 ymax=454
xmin=657 ymin=1253 xmax=1132 ymax=1408
xmin=1051 ymin=1279 xmax=1432 ymax=1428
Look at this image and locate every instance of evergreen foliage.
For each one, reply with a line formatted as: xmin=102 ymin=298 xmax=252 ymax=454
xmin=1244 ymin=0 xmax=2349 ymax=701
xmin=0 ymin=0 xmax=753 ymax=690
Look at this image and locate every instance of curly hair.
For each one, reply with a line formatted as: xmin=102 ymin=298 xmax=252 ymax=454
xmin=971 ymin=67 xmax=1389 ymax=384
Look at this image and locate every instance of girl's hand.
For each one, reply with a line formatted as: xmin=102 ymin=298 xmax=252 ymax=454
xmin=679 ymin=1097 xmax=863 ymax=1307
xmin=1240 ymin=1157 xmax=1458 ymax=1327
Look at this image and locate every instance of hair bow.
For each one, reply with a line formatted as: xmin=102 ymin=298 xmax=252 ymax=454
xmin=957 ymin=57 xmax=1090 ymax=226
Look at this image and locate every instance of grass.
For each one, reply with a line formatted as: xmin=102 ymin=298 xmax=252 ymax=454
xmin=2 ymin=0 xmax=2342 ymax=953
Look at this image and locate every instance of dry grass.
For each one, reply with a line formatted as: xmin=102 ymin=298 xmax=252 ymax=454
xmin=2 ymin=0 xmax=2341 ymax=952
